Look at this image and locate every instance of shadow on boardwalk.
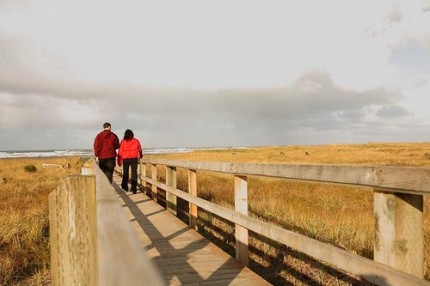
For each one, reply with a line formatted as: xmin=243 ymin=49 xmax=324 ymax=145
xmin=112 ymin=176 xmax=270 ymax=286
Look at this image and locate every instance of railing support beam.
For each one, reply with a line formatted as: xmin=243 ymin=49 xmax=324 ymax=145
xmin=141 ymin=162 xmax=147 ymax=193
xmin=49 ymin=175 xmax=97 ymax=286
xmin=151 ymin=164 xmax=158 ymax=203
xmin=234 ymin=175 xmax=249 ymax=266
xmin=188 ymin=169 xmax=198 ymax=230
xmin=166 ymin=166 xmax=177 ymax=215
xmin=374 ymin=190 xmax=424 ymax=278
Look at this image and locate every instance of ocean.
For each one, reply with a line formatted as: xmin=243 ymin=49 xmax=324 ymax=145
xmin=0 ymin=146 xmax=245 ymax=159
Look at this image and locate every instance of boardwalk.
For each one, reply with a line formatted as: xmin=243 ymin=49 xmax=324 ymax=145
xmin=112 ymin=174 xmax=271 ymax=286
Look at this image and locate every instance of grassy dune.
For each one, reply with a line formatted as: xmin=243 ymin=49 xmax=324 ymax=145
xmin=145 ymin=142 xmax=430 ymax=285
xmin=0 ymin=157 xmax=84 ymax=286
xmin=2 ymin=143 xmax=430 ymax=285
xmin=150 ymin=142 xmax=430 ymax=166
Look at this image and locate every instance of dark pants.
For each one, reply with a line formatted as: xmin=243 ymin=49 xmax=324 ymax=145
xmin=122 ymin=158 xmax=138 ymax=193
xmin=98 ymin=157 xmax=116 ymax=183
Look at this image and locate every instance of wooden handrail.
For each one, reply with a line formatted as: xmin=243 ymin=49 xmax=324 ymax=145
xmin=140 ymin=159 xmax=430 ymax=286
xmin=93 ymin=162 xmax=164 ymax=286
xmin=142 ymin=159 xmax=430 ymax=195
xmin=49 ymin=159 xmax=164 ymax=286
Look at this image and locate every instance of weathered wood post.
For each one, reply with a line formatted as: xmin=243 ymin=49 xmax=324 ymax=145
xmin=151 ymin=164 xmax=158 ymax=203
xmin=141 ymin=162 xmax=147 ymax=193
xmin=166 ymin=166 xmax=177 ymax=215
xmin=137 ymin=159 xmax=141 ymax=187
xmin=374 ymin=190 xmax=424 ymax=277
xmin=234 ymin=175 xmax=249 ymax=266
xmin=188 ymin=169 xmax=198 ymax=230
xmin=81 ymin=158 xmax=95 ymax=175
xmin=49 ymin=175 xmax=97 ymax=286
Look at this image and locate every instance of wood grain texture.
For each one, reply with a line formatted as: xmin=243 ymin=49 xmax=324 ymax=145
xmin=49 ymin=176 xmax=97 ymax=286
xmin=166 ymin=166 xmax=177 ymax=215
xmin=142 ymin=176 xmax=430 ymax=286
xmin=94 ymin=164 xmax=165 ymax=286
xmin=374 ymin=190 xmax=424 ymax=277
xmin=49 ymin=160 xmax=165 ymax=286
xmin=114 ymin=175 xmax=271 ymax=286
xmin=141 ymin=163 xmax=147 ymax=189
xmin=234 ymin=175 xmax=249 ymax=266
xmin=142 ymin=159 xmax=430 ymax=194
xmin=151 ymin=164 xmax=158 ymax=202
xmin=188 ymin=169 xmax=198 ymax=230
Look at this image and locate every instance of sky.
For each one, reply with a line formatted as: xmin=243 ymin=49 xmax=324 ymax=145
xmin=0 ymin=0 xmax=430 ymax=150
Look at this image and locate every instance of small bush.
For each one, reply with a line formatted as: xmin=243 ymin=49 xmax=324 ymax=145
xmin=24 ymin=164 xmax=37 ymax=173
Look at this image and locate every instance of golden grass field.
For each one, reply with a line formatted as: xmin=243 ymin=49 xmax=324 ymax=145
xmin=144 ymin=142 xmax=430 ymax=285
xmin=0 ymin=157 xmax=84 ymax=286
xmin=1 ymin=142 xmax=430 ymax=285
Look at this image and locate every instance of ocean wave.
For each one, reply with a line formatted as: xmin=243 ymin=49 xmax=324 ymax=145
xmin=145 ymin=148 xmax=192 ymax=154
xmin=0 ymin=149 xmax=94 ymax=159
xmin=0 ymin=146 xmax=246 ymax=159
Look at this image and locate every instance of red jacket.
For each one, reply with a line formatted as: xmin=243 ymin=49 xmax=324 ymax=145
xmin=117 ymin=138 xmax=143 ymax=166
xmin=93 ymin=130 xmax=120 ymax=159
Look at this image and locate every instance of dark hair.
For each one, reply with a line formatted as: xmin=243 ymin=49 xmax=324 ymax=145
xmin=124 ymin=129 xmax=134 ymax=140
xmin=103 ymin=122 xmax=111 ymax=129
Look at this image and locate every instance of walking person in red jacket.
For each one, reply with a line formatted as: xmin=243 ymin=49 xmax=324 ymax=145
xmin=117 ymin=129 xmax=143 ymax=194
xmin=93 ymin=122 xmax=120 ymax=183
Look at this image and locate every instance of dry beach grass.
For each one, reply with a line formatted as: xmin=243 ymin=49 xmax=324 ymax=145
xmin=2 ymin=142 xmax=430 ymax=285
xmin=0 ymin=157 xmax=84 ymax=286
xmin=145 ymin=142 xmax=430 ymax=285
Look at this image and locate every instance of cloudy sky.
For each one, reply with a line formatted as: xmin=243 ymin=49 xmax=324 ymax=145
xmin=1 ymin=0 xmax=430 ymax=150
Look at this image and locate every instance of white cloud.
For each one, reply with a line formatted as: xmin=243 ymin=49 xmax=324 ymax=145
xmin=2 ymin=0 xmax=427 ymax=89
xmin=0 ymin=93 xmax=101 ymax=128
xmin=0 ymin=0 xmax=429 ymax=149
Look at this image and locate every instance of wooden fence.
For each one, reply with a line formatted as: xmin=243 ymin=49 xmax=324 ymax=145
xmin=139 ymin=158 xmax=430 ymax=286
xmin=49 ymin=159 xmax=164 ymax=286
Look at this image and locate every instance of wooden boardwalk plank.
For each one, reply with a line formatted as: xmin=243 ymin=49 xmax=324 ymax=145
xmin=112 ymin=174 xmax=270 ymax=286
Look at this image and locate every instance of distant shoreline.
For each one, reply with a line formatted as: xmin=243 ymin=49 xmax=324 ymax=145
xmin=0 ymin=149 xmax=93 ymax=159
xmin=0 ymin=146 xmax=247 ymax=159
xmin=0 ymin=155 xmax=92 ymax=161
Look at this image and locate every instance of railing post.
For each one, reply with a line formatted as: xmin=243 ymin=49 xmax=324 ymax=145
xmin=49 ymin=176 xmax=97 ymax=286
xmin=166 ymin=166 xmax=177 ymax=215
xmin=234 ymin=175 xmax=249 ymax=266
xmin=188 ymin=169 xmax=198 ymax=230
xmin=141 ymin=162 xmax=147 ymax=193
xmin=137 ymin=160 xmax=141 ymax=186
xmin=81 ymin=158 xmax=95 ymax=175
xmin=151 ymin=164 xmax=158 ymax=203
xmin=374 ymin=190 xmax=424 ymax=277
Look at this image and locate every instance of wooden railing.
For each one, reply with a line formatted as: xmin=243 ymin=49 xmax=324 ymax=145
xmin=139 ymin=158 xmax=430 ymax=286
xmin=48 ymin=159 xmax=164 ymax=286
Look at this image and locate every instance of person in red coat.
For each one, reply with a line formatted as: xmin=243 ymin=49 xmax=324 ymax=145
xmin=93 ymin=122 xmax=120 ymax=183
xmin=117 ymin=129 xmax=143 ymax=194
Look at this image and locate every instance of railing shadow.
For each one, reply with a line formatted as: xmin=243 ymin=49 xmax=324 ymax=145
xmin=141 ymin=180 xmax=366 ymax=285
xmin=112 ymin=176 xmax=250 ymax=285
